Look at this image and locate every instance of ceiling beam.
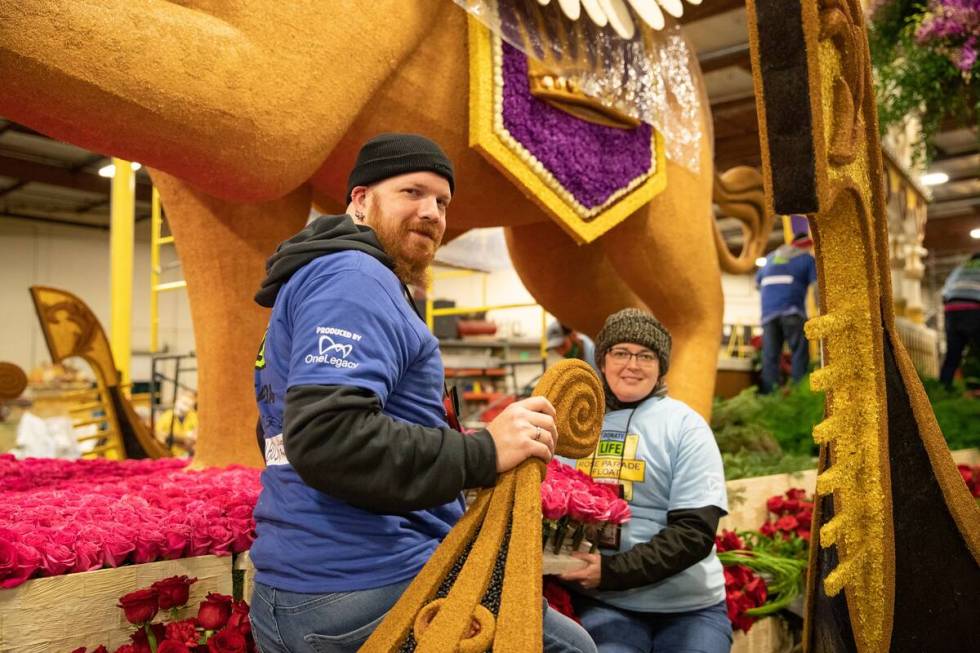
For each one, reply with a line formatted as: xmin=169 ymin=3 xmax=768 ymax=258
xmin=698 ymin=43 xmax=751 ymax=73
xmin=680 ymin=0 xmax=745 ymax=24
xmin=0 ymin=153 xmax=151 ymax=202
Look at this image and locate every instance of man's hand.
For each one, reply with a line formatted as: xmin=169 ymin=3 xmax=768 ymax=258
xmin=486 ymin=396 xmax=558 ymax=472
xmin=558 ymin=552 xmax=601 ymax=590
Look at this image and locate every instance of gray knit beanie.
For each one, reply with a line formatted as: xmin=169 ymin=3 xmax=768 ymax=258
xmin=346 ymin=133 xmax=455 ymax=203
xmin=595 ymin=308 xmax=672 ymax=375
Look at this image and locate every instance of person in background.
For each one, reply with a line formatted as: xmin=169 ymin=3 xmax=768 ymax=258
xmin=249 ymin=133 xmax=595 ymax=653
xmin=547 ymin=320 xmax=598 ymax=371
xmin=755 ymin=232 xmax=818 ymax=393
xmin=154 ymin=388 xmax=198 ymax=456
xmin=559 ymin=308 xmax=731 ymax=653
xmin=939 ymin=252 xmax=980 ymax=390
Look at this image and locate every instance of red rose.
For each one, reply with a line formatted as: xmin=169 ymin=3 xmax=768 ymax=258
xmin=207 ymin=626 xmax=247 ymax=653
xmin=197 ymin=593 xmax=233 ymax=630
xmin=226 ymin=601 xmax=251 ymax=636
xmin=158 ymin=642 xmax=192 ymax=653
xmin=766 ymin=496 xmax=785 ymax=514
xmin=165 ymin=619 xmax=200 ymax=647
xmin=153 ymin=575 xmax=197 ymax=610
xmin=715 ymin=529 xmax=744 ymax=553
xmin=785 ymin=488 xmax=807 ymax=501
xmin=114 ymin=646 xmax=136 ymax=653
xmin=131 ymin=623 xmax=166 ymax=653
xmin=775 ymin=515 xmax=799 ymax=533
xmin=117 ymin=588 xmax=159 ymax=625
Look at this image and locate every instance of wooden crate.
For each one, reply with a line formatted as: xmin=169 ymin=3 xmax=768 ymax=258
xmin=0 ymin=555 xmax=232 ymax=653
xmin=732 ymin=616 xmax=796 ymax=653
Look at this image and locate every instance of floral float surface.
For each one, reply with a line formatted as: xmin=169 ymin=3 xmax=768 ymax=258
xmin=71 ymin=575 xmax=255 ymax=653
xmin=0 ymin=455 xmax=260 ymax=588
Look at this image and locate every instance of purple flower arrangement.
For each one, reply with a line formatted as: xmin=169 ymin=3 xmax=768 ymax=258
xmin=914 ymin=0 xmax=979 ymax=75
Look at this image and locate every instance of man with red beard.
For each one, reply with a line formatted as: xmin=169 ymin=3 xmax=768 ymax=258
xmin=250 ymin=134 xmax=595 ymax=653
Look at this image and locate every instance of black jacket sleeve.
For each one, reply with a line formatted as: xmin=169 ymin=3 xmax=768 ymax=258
xmin=282 ymin=384 xmax=498 ymax=513
xmin=598 ymin=505 xmax=726 ymax=592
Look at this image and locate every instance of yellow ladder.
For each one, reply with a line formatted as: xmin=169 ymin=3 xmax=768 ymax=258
xmin=149 ymin=188 xmax=186 ymax=353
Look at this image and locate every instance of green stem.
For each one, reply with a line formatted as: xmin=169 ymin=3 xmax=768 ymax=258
xmin=144 ymin=623 xmax=158 ymax=653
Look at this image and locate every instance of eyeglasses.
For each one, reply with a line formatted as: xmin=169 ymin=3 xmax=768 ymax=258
xmin=606 ymin=348 xmax=658 ymax=367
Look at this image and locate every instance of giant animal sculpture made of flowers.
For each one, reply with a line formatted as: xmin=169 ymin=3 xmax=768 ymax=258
xmin=0 ymin=0 xmax=771 ymax=467
xmin=0 ymin=0 xmax=978 ymax=651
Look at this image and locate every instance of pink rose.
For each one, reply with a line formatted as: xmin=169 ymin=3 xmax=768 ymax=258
xmin=72 ymin=539 xmax=105 ymax=573
xmin=605 ymin=499 xmax=631 ymax=525
xmin=39 ymin=541 xmax=76 ymax=576
xmin=541 ymin=483 xmax=568 ymax=521
xmin=161 ymin=526 xmax=191 ymax=559
xmin=568 ymin=491 xmax=605 ymax=524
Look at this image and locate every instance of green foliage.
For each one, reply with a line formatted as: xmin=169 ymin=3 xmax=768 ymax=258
xmin=919 ymin=376 xmax=980 ymax=450
xmin=868 ymin=1 xmax=980 ymax=164
xmin=757 ymin=376 xmax=826 ymax=457
xmin=721 ymin=451 xmax=817 ymax=481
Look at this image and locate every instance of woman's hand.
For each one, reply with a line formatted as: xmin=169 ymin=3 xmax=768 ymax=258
xmin=558 ymin=552 xmax=602 ymax=590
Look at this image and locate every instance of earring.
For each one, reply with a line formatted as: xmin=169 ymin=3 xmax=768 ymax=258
xmin=354 ymin=210 xmax=364 ymax=221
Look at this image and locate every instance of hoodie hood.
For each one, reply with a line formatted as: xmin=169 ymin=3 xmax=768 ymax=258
xmin=254 ymin=214 xmax=394 ymax=307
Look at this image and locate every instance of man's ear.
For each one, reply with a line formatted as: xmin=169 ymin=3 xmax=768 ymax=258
xmin=350 ymin=186 xmax=369 ymax=212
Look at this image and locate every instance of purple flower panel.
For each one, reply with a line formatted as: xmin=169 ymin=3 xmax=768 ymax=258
xmin=500 ymin=42 xmax=654 ymax=210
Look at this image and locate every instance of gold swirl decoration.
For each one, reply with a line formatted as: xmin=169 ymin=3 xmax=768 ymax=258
xmin=364 ymin=359 xmax=604 ymax=651
xmin=0 ymin=362 xmax=28 ymax=401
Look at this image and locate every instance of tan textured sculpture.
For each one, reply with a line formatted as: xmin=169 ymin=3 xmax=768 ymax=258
xmin=363 ymin=359 xmax=604 ymax=652
xmin=0 ymin=1 xmax=761 ymax=466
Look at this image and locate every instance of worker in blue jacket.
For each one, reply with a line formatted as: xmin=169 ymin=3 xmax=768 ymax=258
xmin=755 ymin=232 xmax=818 ymax=393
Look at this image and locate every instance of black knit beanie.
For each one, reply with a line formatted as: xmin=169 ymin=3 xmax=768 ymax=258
xmin=346 ymin=133 xmax=455 ymax=203
xmin=595 ymin=308 xmax=672 ymax=375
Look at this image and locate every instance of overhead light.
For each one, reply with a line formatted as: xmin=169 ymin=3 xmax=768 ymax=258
xmin=921 ymin=171 xmax=949 ymax=186
xmin=97 ymin=161 xmax=142 ymax=178
xmin=755 ymin=257 xmax=767 ymax=268
xmin=970 ymin=228 xmax=980 ymax=240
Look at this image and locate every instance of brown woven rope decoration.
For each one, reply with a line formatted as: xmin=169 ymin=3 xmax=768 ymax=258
xmin=533 ymin=358 xmax=605 ymax=459
xmin=0 ymin=362 xmax=28 ymax=401
xmin=362 ymin=358 xmax=605 ymax=652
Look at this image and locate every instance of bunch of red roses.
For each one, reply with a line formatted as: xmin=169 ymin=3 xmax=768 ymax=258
xmin=72 ymin=575 xmax=254 ymax=653
xmin=715 ymin=530 xmax=768 ymax=633
xmin=0 ymin=455 xmax=259 ymax=588
xmin=958 ymin=464 xmax=980 ymax=498
xmin=759 ymin=488 xmax=813 ymax=542
xmin=540 ymin=459 xmax=630 ymax=553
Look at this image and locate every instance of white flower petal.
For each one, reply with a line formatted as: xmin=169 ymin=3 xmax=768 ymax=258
xmin=627 ymin=0 xmax=665 ymax=30
xmin=655 ymin=0 xmax=684 ymax=18
xmin=686 ymin=0 xmax=703 ymax=5
xmin=599 ymin=0 xmax=636 ymax=38
xmin=537 ymin=0 xmax=552 ymax=6
xmin=580 ymin=0 xmax=609 ymax=27
xmin=557 ymin=0 xmax=582 ymax=20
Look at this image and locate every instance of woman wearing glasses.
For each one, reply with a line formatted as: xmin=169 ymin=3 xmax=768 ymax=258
xmin=558 ymin=308 xmax=732 ymax=653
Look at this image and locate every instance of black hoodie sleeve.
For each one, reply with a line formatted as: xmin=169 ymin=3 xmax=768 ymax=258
xmin=282 ymin=384 xmax=498 ymax=513
xmin=598 ymin=505 xmax=725 ymax=592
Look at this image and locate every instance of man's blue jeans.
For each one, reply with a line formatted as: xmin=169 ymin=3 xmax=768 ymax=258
xmin=760 ymin=313 xmax=809 ymax=394
xmin=250 ymin=580 xmax=597 ymax=653
xmin=573 ymin=595 xmax=732 ymax=653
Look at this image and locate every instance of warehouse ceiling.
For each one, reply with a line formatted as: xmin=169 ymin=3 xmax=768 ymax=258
xmin=0 ymin=0 xmax=976 ymax=265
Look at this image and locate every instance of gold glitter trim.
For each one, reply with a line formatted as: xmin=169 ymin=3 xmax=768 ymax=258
xmin=468 ymin=16 xmax=667 ymax=245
